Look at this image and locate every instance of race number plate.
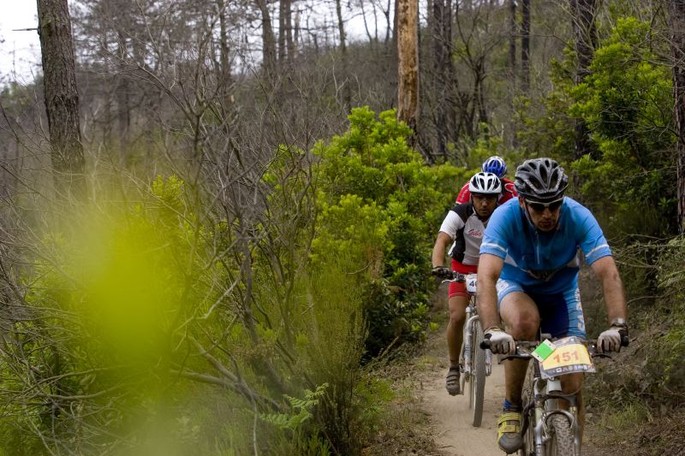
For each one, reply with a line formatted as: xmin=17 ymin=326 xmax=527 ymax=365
xmin=465 ymin=274 xmax=478 ymax=294
xmin=538 ymin=336 xmax=595 ymax=379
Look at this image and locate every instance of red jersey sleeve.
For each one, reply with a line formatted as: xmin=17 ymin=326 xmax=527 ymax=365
xmin=456 ymin=182 xmax=470 ymax=203
xmin=500 ymin=178 xmax=517 ymax=202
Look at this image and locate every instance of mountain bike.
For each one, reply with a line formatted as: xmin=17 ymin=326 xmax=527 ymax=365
xmin=443 ymin=271 xmax=493 ymax=427
xmin=482 ymin=333 xmax=628 ymax=456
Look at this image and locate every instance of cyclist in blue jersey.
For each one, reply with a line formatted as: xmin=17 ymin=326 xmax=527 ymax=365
xmin=475 ymin=158 xmax=629 ymax=453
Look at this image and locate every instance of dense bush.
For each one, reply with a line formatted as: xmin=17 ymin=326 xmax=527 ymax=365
xmin=569 ymin=17 xmax=676 ymax=237
xmin=311 ymin=107 xmax=466 ymax=359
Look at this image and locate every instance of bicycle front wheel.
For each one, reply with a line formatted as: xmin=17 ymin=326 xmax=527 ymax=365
xmin=470 ymin=321 xmax=486 ymax=427
xmin=546 ymin=414 xmax=577 ymax=456
xmin=519 ymin=362 xmax=536 ymax=456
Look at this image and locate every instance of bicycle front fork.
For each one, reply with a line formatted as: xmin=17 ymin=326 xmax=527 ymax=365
xmin=462 ymin=311 xmax=492 ymax=375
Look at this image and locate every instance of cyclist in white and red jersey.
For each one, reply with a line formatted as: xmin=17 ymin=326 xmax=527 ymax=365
xmin=456 ymin=156 xmax=517 ymax=204
xmin=431 ymin=172 xmax=503 ymax=396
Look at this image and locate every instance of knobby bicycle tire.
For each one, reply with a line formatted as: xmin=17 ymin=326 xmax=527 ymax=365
xmin=546 ymin=414 xmax=576 ymax=456
xmin=519 ymin=362 xmax=536 ymax=456
xmin=470 ymin=321 xmax=486 ymax=427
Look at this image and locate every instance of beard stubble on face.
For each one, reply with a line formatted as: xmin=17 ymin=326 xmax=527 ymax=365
xmin=533 ymin=210 xmax=558 ymax=231
xmin=476 ymin=204 xmax=495 ymax=220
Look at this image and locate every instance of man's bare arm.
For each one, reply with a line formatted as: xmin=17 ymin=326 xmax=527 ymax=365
xmin=431 ymin=232 xmax=453 ymax=267
xmin=590 ymin=256 xmax=628 ymax=323
xmin=477 ymin=253 xmax=505 ymax=331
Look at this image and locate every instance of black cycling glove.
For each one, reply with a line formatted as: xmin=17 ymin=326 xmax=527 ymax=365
xmin=431 ymin=266 xmax=453 ymax=280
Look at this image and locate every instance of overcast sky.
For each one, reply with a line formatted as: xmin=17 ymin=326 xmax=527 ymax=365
xmin=0 ymin=1 xmax=392 ymax=86
xmin=0 ymin=1 xmax=40 ymax=84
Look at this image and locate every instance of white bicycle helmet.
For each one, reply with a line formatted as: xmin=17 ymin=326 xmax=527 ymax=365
xmin=468 ymin=172 xmax=502 ymax=195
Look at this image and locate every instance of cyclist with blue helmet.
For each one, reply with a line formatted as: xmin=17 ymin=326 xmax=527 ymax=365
xmin=456 ymin=156 xmax=517 ymax=204
xmin=476 ymin=158 xmax=629 ymax=453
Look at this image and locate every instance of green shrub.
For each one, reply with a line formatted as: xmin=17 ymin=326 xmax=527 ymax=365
xmin=312 ymin=107 xmax=463 ymax=358
xmin=569 ymin=17 xmax=676 ymax=237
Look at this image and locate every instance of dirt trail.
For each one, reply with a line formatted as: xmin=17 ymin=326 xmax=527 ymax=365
xmin=416 ymin=301 xmax=607 ymax=456
xmin=420 ymin=346 xmax=507 ymax=456
xmin=417 ymin=285 xmax=507 ymax=456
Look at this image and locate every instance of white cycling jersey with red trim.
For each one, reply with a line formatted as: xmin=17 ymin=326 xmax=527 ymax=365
xmin=438 ymin=202 xmax=489 ymax=266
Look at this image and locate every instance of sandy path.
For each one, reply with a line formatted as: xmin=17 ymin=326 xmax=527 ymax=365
xmin=420 ymin=285 xmax=507 ymax=456
xmin=421 ymin=356 xmax=507 ymax=456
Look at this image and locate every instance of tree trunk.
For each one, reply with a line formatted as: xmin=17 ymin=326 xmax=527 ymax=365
xmin=520 ymin=0 xmax=530 ymax=93
xmin=37 ymin=0 xmax=86 ymax=201
xmin=397 ymin=0 xmax=419 ymax=141
xmin=509 ymin=0 xmax=518 ymax=147
xmin=570 ymin=0 xmax=598 ymax=161
xmin=670 ymin=0 xmax=685 ymax=233
xmin=335 ymin=0 xmax=351 ymax=111
xmin=509 ymin=0 xmax=517 ymax=84
xmin=431 ymin=0 xmax=452 ymax=160
xmin=255 ymin=0 xmax=277 ymax=75
xmin=217 ymin=0 xmax=234 ymax=103
xmin=116 ymin=30 xmax=130 ymax=166
xmin=278 ymin=0 xmax=293 ymax=62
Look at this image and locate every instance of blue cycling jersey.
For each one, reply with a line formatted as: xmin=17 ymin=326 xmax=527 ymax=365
xmin=480 ymin=197 xmax=612 ymax=294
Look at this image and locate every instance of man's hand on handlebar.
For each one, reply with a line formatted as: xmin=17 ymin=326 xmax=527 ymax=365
xmin=431 ymin=266 xmax=453 ymax=280
xmin=597 ymin=319 xmax=629 ymax=353
xmin=483 ymin=327 xmax=515 ymax=355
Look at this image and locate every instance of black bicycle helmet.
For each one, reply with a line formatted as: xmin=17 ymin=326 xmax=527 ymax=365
xmin=514 ymin=158 xmax=568 ymax=202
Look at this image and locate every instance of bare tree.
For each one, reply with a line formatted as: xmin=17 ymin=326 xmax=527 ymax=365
xmin=430 ymin=0 xmax=454 ymax=159
xmin=570 ymin=0 xmax=598 ymax=161
xmin=520 ymin=0 xmax=530 ymax=93
xmin=508 ymin=0 xmax=518 ymax=147
xmin=256 ymin=0 xmax=277 ymax=75
xmin=278 ymin=0 xmax=294 ymax=62
xmin=509 ymin=0 xmax=517 ymax=84
xmin=397 ymin=0 xmax=419 ymax=139
xmin=37 ymin=0 xmax=86 ymax=200
xmin=217 ymin=0 xmax=234 ymax=107
xmin=453 ymin=2 xmax=501 ymax=138
xmin=335 ymin=0 xmax=351 ymax=111
xmin=670 ymin=0 xmax=685 ymax=233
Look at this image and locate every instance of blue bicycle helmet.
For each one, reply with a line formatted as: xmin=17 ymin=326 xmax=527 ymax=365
xmin=481 ymin=156 xmax=507 ymax=178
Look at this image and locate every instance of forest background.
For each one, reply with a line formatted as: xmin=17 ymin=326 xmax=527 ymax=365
xmin=0 ymin=0 xmax=684 ymax=455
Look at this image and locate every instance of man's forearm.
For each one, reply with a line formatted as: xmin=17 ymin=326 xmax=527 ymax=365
xmin=477 ymin=254 xmax=504 ymax=330
xmin=602 ymin=275 xmax=628 ymax=323
xmin=431 ymin=234 xmax=450 ymax=267
xmin=593 ymin=257 xmax=628 ymax=323
xmin=477 ymin=278 xmax=501 ymax=330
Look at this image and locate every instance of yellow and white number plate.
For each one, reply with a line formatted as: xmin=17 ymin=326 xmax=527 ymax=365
xmin=536 ymin=336 xmax=595 ymax=379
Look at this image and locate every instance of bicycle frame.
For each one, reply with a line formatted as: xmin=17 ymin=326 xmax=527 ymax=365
xmin=524 ymin=361 xmax=581 ymax=456
xmin=444 ymin=272 xmax=492 ymax=428
xmin=476 ymin=313 xmax=629 ymax=454
xmin=461 ymin=294 xmax=493 ymax=379
xmin=512 ymin=335 xmax=626 ymax=456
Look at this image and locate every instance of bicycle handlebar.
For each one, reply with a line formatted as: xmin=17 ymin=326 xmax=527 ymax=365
xmin=432 ymin=269 xmax=466 ymax=282
xmin=479 ymin=330 xmax=629 ymax=355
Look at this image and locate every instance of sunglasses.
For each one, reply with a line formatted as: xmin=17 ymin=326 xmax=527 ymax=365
xmin=525 ymin=198 xmax=563 ymax=213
